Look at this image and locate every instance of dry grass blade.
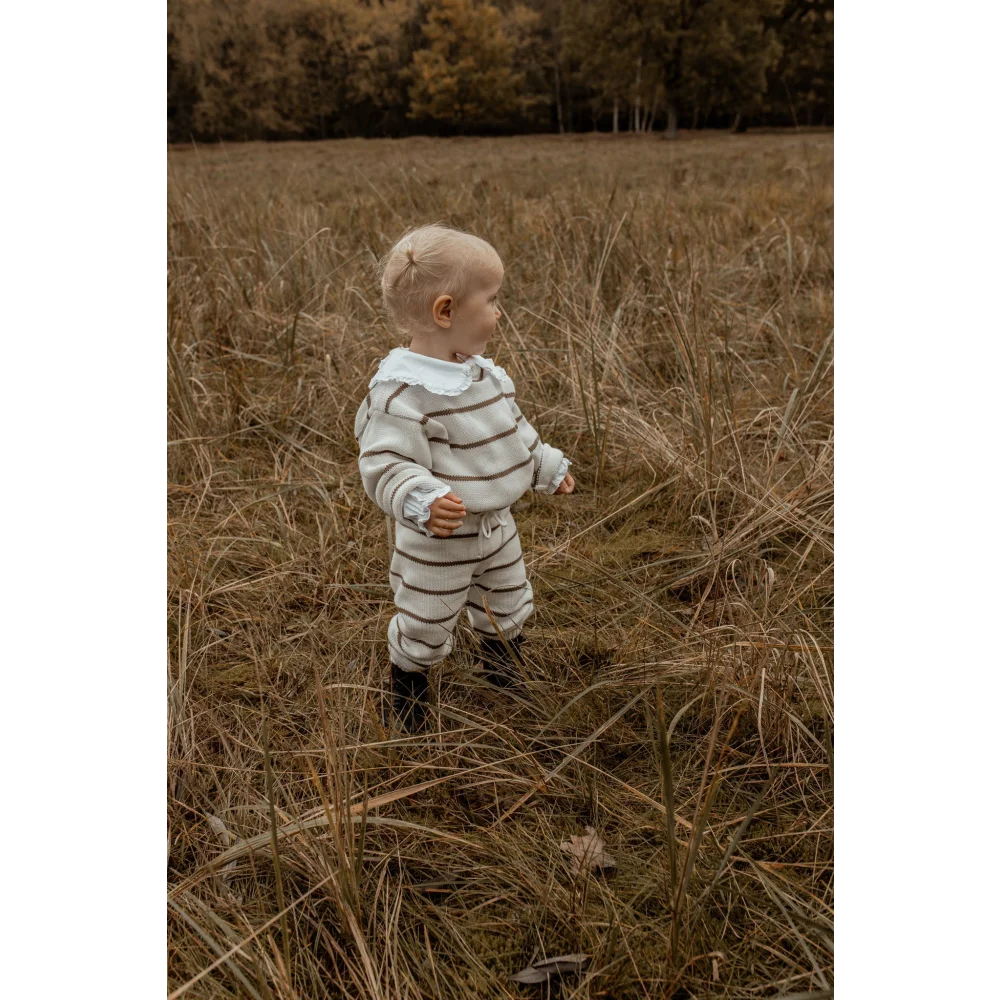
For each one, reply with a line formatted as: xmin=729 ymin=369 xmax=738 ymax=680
xmin=198 ymin=774 xmax=459 ymax=872
xmin=481 ymin=593 xmax=528 ymax=680
xmin=656 ymin=687 xmax=679 ymax=906
xmin=491 ymin=687 xmax=651 ymax=825
xmin=511 ymin=953 xmax=590 ymax=984
xmin=168 ymin=132 xmax=833 ymax=998
xmin=206 ymin=815 xmax=243 ymax=902
xmin=755 ymin=863 xmax=832 ymax=991
xmin=167 ymin=876 xmax=334 ymax=1000
xmin=260 ymin=714 xmax=291 ymax=985
xmin=770 ymin=992 xmax=833 ymax=1000
xmin=696 ymin=767 xmax=780 ymax=906
xmin=167 ymin=895 xmax=263 ymax=1000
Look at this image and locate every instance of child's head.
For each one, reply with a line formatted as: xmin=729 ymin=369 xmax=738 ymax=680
xmin=378 ymin=223 xmax=503 ymax=358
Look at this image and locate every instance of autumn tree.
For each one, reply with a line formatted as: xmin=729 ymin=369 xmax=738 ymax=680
xmin=166 ymin=0 xmax=829 ymax=140
xmin=561 ymin=0 xmax=664 ymax=132
xmin=683 ymin=0 xmax=784 ymax=131
xmin=331 ymin=0 xmax=422 ymax=136
xmin=168 ymin=0 xmax=419 ymax=141
xmin=763 ymin=0 xmax=833 ymax=126
xmin=602 ymin=0 xmax=784 ymax=136
xmin=279 ymin=0 xmax=355 ymax=139
xmin=407 ymin=0 xmax=542 ymax=131
xmin=168 ymin=0 xmax=311 ymax=140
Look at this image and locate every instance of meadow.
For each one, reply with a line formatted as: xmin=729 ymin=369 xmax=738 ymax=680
xmin=167 ymin=130 xmax=833 ymax=999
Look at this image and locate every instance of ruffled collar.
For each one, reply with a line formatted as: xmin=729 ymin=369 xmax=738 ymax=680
xmin=368 ymin=346 xmax=508 ymax=397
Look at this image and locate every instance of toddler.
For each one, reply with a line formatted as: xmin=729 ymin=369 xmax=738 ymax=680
xmin=354 ymin=223 xmax=575 ymax=733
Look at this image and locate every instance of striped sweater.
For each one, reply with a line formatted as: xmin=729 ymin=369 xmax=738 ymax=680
xmin=354 ymin=351 xmax=567 ymax=521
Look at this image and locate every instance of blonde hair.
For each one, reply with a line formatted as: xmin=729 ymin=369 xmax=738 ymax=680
xmin=377 ymin=223 xmax=502 ymax=334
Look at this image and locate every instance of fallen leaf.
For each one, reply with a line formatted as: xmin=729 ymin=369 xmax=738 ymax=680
xmin=560 ymin=826 xmax=616 ymax=875
xmin=511 ymin=953 xmax=589 ymax=984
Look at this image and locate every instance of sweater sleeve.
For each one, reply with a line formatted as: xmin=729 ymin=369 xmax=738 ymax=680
xmin=544 ymin=455 xmax=572 ymax=494
xmin=354 ymin=384 xmax=453 ymax=521
xmin=501 ymin=375 xmax=567 ymax=492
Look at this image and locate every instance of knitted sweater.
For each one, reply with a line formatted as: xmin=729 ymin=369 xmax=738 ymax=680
xmin=354 ymin=348 xmax=569 ymax=524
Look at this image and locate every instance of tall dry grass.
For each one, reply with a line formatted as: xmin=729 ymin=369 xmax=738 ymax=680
xmin=168 ymin=131 xmax=833 ymax=999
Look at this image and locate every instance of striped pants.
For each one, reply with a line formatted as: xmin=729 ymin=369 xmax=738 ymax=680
xmin=386 ymin=505 xmax=535 ymax=672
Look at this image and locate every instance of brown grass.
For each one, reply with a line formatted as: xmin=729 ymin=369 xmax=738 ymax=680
xmin=167 ymin=130 xmax=833 ymax=999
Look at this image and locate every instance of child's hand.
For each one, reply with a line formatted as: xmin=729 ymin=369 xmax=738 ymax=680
xmin=555 ymin=472 xmax=575 ymax=495
xmin=427 ymin=491 xmax=466 ymax=537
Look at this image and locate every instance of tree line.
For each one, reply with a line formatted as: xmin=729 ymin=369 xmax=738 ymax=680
xmin=167 ymin=0 xmax=832 ymax=142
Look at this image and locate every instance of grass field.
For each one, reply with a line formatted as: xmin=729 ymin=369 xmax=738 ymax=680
xmin=168 ymin=131 xmax=833 ymax=999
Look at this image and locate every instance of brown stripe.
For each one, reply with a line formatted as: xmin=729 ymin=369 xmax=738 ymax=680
xmin=421 ymin=391 xmax=505 ymax=421
xmin=396 ymin=624 xmax=450 ymax=650
xmin=360 ymin=448 xmax=418 ymax=463
xmin=392 ymin=546 xmax=487 ymax=568
xmin=475 ymin=531 xmax=518 ymax=562
xmin=366 ymin=392 xmax=371 ymax=409
xmin=503 ymin=391 xmax=515 ymax=399
xmin=428 ymin=424 xmax=518 ymax=450
xmin=384 ymin=383 xmax=408 ymax=412
xmin=471 ymin=552 xmax=523 ymax=580
xmin=389 ymin=631 xmax=439 ymax=664
xmin=400 ymin=606 xmax=462 ymax=626
xmin=393 ymin=531 xmax=516 ymax=568
xmin=358 ymin=410 xmax=374 ymax=440
xmin=390 ymin=569 xmax=472 ymax=595
xmin=430 ymin=455 xmax=532 ymax=483
xmin=374 ymin=462 xmax=402 ymax=506
xmin=396 ymin=520 xmax=480 ymax=539
xmin=475 ymin=581 xmax=528 ymax=595
xmin=527 ymin=434 xmax=540 ymax=453
xmin=465 ymin=595 xmax=533 ymax=618
xmin=472 ymin=624 xmax=523 ymax=637
xmin=516 ymin=414 xmax=524 ymax=423
xmin=388 ymin=473 xmax=423 ymax=509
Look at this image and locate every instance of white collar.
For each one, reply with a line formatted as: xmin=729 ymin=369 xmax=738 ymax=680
xmin=368 ymin=346 xmax=508 ymax=397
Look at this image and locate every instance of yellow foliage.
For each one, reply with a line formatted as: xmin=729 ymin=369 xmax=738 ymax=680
xmin=407 ymin=0 xmax=540 ymax=126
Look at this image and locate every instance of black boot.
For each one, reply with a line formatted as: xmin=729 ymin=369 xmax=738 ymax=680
xmin=479 ymin=632 xmax=525 ymax=688
xmin=387 ymin=662 xmax=429 ymax=733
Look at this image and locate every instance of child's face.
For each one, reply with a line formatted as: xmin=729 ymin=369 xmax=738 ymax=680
xmin=450 ymin=264 xmax=503 ymax=356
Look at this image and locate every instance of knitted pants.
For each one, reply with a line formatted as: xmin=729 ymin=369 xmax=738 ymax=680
xmin=387 ymin=505 xmax=534 ymax=672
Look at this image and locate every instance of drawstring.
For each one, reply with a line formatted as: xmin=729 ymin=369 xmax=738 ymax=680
xmin=477 ymin=509 xmax=508 ymax=556
xmin=480 ymin=510 xmax=508 ymax=540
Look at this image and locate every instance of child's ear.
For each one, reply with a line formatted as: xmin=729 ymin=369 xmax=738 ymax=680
xmin=432 ymin=294 xmax=453 ymax=328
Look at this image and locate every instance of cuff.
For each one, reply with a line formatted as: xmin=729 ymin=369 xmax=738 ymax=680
xmin=402 ymin=483 xmax=453 ymax=536
xmin=543 ymin=456 xmax=572 ymax=494
xmin=534 ymin=443 xmax=567 ymax=493
xmin=389 ymin=473 xmax=450 ymax=521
